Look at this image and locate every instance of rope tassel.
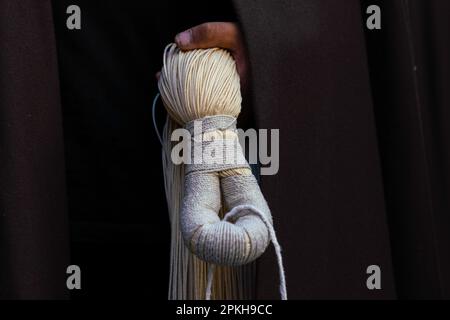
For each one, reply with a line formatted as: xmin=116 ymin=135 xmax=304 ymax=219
xmin=157 ymin=43 xmax=287 ymax=300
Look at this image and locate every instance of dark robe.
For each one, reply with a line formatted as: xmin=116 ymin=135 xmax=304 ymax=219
xmin=1 ymin=0 xmax=449 ymax=299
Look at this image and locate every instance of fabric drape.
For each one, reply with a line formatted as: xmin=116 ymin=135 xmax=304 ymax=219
xmin=0 ymin=0 xmax=69 ymax=299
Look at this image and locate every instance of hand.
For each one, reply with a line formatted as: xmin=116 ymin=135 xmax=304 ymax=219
xmin=157 ymin=22 xmax=249 ymax=91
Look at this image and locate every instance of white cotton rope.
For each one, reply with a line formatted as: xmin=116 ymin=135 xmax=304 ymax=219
xmin=157 ymin=43 xmax=287 ymax=300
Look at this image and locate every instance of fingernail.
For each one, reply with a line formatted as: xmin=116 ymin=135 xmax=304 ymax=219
xmin=176 ymin=31 xmax=191 ymax=47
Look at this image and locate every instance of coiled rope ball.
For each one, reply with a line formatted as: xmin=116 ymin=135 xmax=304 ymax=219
xmin=157 ymin=43 xmax=287 ymax=300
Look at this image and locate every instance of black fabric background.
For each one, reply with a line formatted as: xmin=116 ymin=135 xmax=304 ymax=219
xmin=235 ymin=0 xmax=397 ymax=299
xmin=52 ymin=0 xmax=236 ymax=299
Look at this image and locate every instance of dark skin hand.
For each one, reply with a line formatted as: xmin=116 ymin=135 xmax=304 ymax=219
xmin=156 ymin=22 xmax=249 ymax=91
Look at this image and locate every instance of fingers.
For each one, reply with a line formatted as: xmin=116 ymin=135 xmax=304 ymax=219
xmin=156 ymin=22 xmax=249 ymax=91
xmin=175 ymin=22 xmax=241 ymax=53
